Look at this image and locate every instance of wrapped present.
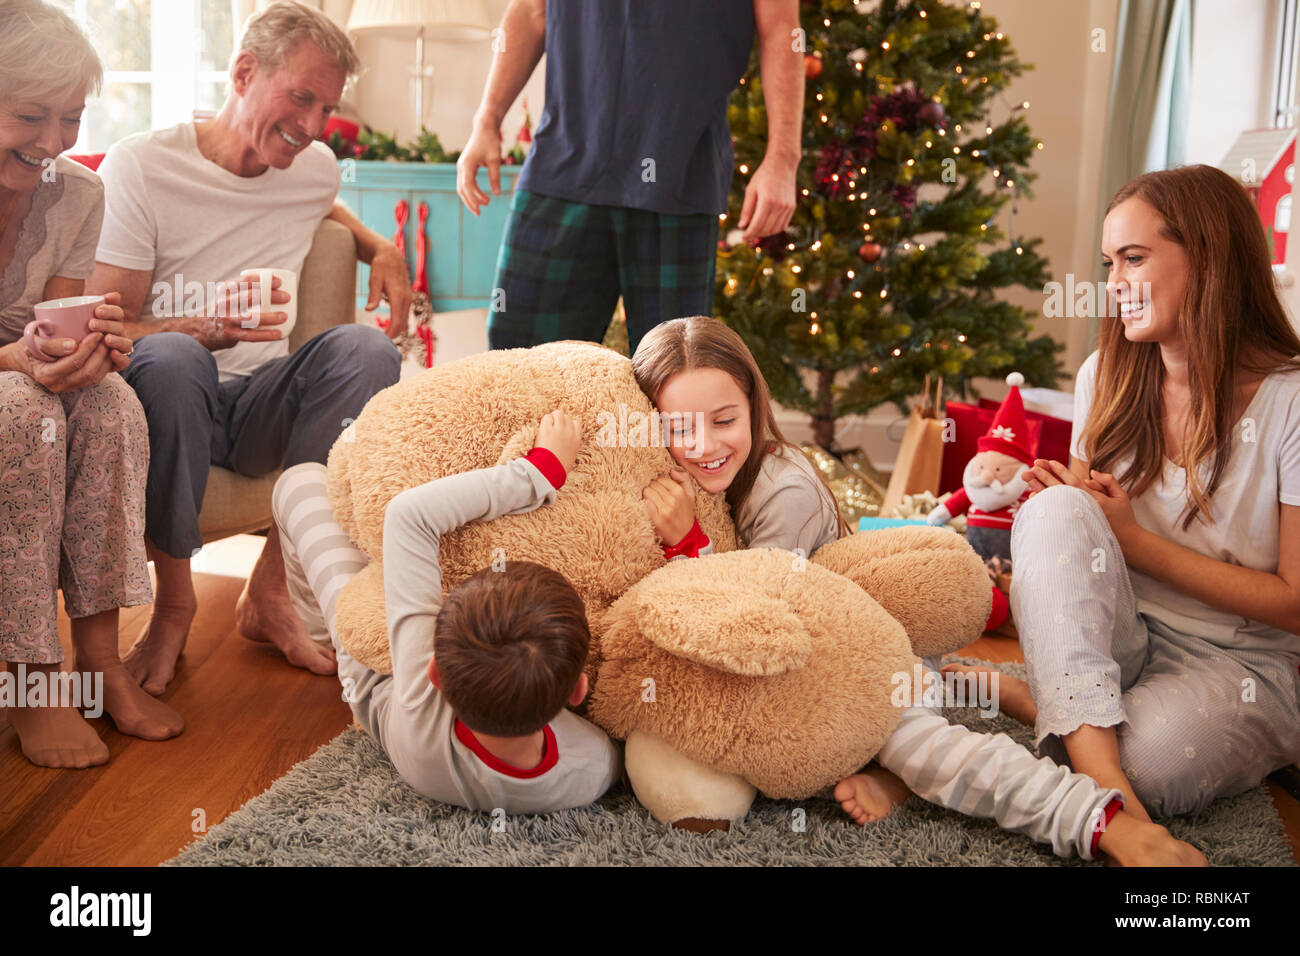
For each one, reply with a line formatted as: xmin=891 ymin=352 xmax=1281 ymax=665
xmin=978 ymin=396 xmax=1072 ymax=461
xmin=939 ymin=396 xmax=1071 ymax=496
xmin=884 ymin=490 xmax=967 ymax=535
xmin=857 ymin=517 xmax=930 ymax=531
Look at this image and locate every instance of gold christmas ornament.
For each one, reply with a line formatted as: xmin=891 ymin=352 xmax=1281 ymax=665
xmin=799 ymin=443 xmax=883 ymax=524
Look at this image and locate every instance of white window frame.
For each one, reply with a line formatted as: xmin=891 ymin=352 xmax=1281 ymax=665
xmin=64 ymin=0 xmax=230 ymax=152
xmin=1276 ymin=0 xmax=1300 ymax=128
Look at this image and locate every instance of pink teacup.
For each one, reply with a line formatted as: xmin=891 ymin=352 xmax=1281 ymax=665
xmin=24 ymin=295 xmax=105 ymax=362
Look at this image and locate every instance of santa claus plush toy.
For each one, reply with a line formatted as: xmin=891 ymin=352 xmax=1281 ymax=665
xmin=927 ymin=372 xmax=1034 ymax=566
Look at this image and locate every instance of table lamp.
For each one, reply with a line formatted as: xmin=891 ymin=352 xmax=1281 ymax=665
xmin=347 ymin=0 xmax=493 ymax=130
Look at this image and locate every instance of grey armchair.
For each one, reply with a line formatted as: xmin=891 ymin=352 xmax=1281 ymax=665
xmin=196 ymin=216 xmax=358 ymax=543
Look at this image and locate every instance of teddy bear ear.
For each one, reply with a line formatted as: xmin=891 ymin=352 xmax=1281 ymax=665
xmin=633 ymin=579 xmax=813 ymax=676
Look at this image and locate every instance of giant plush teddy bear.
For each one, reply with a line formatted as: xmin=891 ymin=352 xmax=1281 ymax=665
xmin=326 ymin=341 xmax=991 ymax=826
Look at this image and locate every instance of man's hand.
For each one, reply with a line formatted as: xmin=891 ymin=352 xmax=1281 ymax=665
xmin=186 ymin=273 xmax=290 ymax=352
xmin=737 ymin=155 xmax=798 ymax=244
xmin=367 ymin=242 xmax=413 ymax=341
xmin=535 ymin=409 xmax=582 ymax=474
xmin=456 ymin=120 xmax=503 ymax=217
xmin=643 ymin=469 xmax=696 ymax=547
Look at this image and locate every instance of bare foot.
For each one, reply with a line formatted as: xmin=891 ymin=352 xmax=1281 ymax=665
xmin=8 ymin=702 xmax=109 ymax=769
xmin=834 ymin=764 xmax=912 ymax=824
xmin=1098 ymin=811 xmax=1208 ymax=866
xmin=236 ymin=578 xmax=336 ymax=675
xmin=124 ymin=600 xmax=196 ymax=696
xmin=942 ymin=663 xmax=1037 ymax=725
xmin=97 ymin=663 xmax=184 ymax=740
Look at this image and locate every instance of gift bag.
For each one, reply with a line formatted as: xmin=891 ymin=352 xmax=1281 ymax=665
xmin=882 ymin=376 xmax=946 ymax=513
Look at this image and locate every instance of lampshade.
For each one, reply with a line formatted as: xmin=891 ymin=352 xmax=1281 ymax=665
xmin=347 ymin=0 xmax=493 ymax=38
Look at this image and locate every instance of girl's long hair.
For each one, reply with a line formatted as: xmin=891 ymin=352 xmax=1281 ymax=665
xmin=1085 ymin=164 xmax=1300 ymax=529
xmin=631 ymin=316 xmax=850 ymax=540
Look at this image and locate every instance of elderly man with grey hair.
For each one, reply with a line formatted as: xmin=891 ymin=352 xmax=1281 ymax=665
xmin=87 ymin=0 xmax=410 ymax=693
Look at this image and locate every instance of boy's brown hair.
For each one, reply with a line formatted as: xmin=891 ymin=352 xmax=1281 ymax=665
xmin=434 ymin=561 xmax=589 ymax=737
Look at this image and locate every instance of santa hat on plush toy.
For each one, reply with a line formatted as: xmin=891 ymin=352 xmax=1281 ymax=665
xmin=976 ymin=372 xmax=1034 ymax=466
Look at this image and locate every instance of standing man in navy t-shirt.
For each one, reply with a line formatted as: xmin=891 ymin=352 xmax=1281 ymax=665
xmin=456 ymin=0 xmax=803 ymax=356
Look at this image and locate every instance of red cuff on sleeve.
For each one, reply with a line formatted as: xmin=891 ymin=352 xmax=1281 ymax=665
xmin=661 ymin=518 xmax=710 ymax=559
xmin=524 ymin=447 xmax=567 ymax=490
xmin=1090 ymin=795 xmax=1125 ymax=857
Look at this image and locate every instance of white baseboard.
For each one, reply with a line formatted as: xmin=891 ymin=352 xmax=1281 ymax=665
xmin=773 ymin=403 xmax=904 ymax=472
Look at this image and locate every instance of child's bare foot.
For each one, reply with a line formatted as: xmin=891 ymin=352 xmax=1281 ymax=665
xmin=98 ymin=663 xmax=184 ymax=740
xmin=942 ymin=663 xmax=1037 ymax=725
xmin=124 ymin=599 xmax=196 ymax=695
xmin=1097 ymin=810 xmax=1208 ymax=866
xmin=8 ymin=701 xmax=109 ymax=769
xmin=834 ymin=764 xmax=912 ymax=824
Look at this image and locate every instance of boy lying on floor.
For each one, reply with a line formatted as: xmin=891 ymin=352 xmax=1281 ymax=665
xmin=271 ymin=410 xmax=621 ymax=812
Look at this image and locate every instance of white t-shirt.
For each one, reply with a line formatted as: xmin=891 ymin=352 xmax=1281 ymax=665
xmin=1071 ymin=349 xmax=1300 ymax=660
xmin=94 ymin=122 xmax=339 ymax=382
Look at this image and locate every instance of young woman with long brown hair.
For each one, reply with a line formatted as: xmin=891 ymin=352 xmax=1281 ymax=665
xmin=948 ymin=164 xmax=1300 ymax=823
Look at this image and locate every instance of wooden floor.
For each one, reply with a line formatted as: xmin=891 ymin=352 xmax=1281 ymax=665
xmin=2 ymin=538 xmax=1297 ymax=866
xmin=0 ymin=537 xmax=352 ymax=866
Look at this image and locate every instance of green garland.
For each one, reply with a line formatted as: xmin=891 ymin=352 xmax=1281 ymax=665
xmin=326 ymin=125 xmax=527 ymax=166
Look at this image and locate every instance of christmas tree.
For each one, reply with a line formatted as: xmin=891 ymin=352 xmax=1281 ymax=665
xmin=717 ymin=0 xmax=1063 ymax=450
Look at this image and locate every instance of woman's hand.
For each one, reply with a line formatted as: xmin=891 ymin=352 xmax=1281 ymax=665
xmin=643 ymin=469 xmax=696 ymax=546
xmin=1020 ymin=458 xmax=1141 ymax=547
xmin=90 ymin=292 xmax=133 ymax=371
xmin=1021 ymin=458 xmax=1073 ymax=495
xmin=535 ymin=409 xmax=581 ymax=474
xmin=15 ymin=292 xmax=133 ymax=390
xmin=1083 ymin=470 xmax=1141 ymax=548
xmin=9 ymin=328 xmax=114 ymax=394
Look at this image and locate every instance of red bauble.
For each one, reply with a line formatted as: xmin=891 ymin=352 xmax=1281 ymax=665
xmin=919 ymin=101 xmax=947 ymax=127
xmin=717 ymin=240 xmax=728 ymax=250
xmin=858 ymin=241 xmax=883 ymax=262
xmin=804 ymin=53 xmax=824 ymax=79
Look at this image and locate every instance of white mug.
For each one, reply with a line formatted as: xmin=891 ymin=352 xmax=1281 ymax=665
xmin=240 ymin=268 xmax=298 ymax=339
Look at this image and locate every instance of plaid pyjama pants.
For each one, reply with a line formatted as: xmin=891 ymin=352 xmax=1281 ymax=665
xmin=487 ymin=189 xmax=719 ymax=356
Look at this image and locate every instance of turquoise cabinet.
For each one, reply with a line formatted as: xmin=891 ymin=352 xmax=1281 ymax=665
xmin=337 ymin=161 xmax=523 ymax=313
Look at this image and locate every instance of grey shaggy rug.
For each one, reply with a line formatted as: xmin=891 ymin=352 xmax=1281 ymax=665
xmin=165 ymin=661 xmax=1295 ymax=866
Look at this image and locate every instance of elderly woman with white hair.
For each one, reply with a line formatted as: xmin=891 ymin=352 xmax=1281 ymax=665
xmin=0 ymin=0 xmax=183 ymax=767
